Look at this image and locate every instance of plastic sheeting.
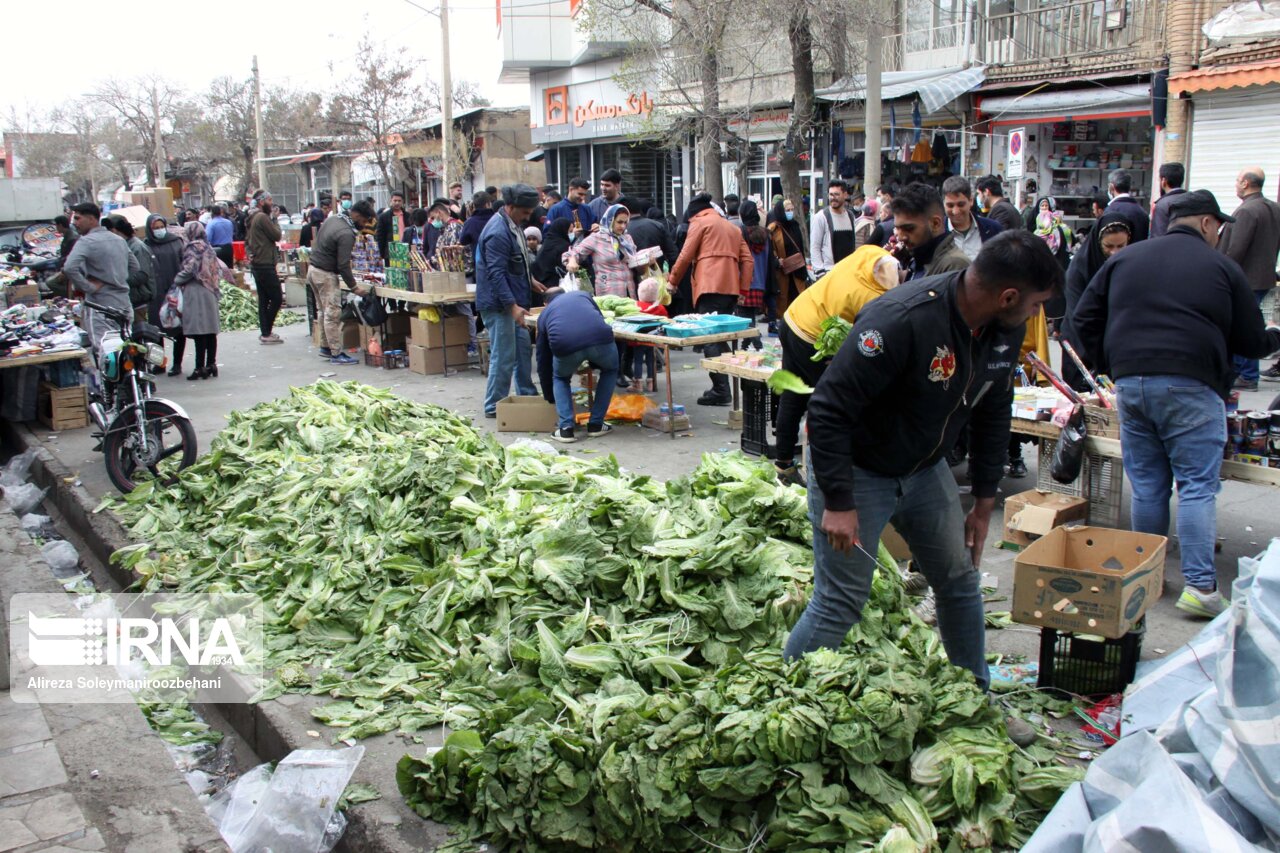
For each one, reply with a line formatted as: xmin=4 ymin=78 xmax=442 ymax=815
xmin=1204 ymin=2 xmax=1280 ymax=44
xmin=1025 ymin=538 xmax=1280 ymax=852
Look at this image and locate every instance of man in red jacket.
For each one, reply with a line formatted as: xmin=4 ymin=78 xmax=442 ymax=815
xmin=669 ymin=193 xmax=753 ymax=405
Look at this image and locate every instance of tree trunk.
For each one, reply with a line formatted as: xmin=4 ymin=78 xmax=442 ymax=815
xmin=779 ymin=8 xmax=816 ymax=246
xmin=699 ymin=46 xmax=724 ymax=202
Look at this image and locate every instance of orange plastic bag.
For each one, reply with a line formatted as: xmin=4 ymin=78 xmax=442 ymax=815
xmin=573 ymin=393 xmax=651 ymax=424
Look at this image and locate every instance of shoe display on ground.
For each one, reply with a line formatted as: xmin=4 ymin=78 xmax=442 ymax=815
xmin=586 ymin=423 xmax=613 ymax=438
xmin=551 ymin=427 xmax=577 ymax=444
xmin=330 ymin=353 xmax=359 ymax=365
xmin=1175 ymin=586 xmax=1227 ymax=619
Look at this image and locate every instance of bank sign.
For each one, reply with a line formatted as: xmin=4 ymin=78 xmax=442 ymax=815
xmin=532 ymin=79 xmax=655 ymax=145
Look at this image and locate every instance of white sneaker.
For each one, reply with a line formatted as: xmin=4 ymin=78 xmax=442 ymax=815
xmin=914 ymin=590 xmax=937 ymax=625
xmin=1175 ymin=586 xmax=1227 ymax=619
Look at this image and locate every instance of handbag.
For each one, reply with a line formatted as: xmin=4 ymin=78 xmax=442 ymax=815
xmin=356 ymin=291 xmax=387 ymax=326
xmin=1051 ymin=404 xmax=1087 ymax=484
xmin=780 ymin=252 xmax=806 ymax=274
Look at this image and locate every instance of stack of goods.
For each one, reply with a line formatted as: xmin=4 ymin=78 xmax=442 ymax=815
xmin=432 ymin=244 xmax=466 ymax=274
xmin=110 ymin=381 xmax=1083 ymax=851
xmin=386 ymin=242 xmax=411 ymax=290
xmin=1227 ymin=410 xmax=1280 ymax=467
xmin=0 ymin=301 xmax=83 ymax=360
xmin=351 ymin=234 xmax=383 ymax=281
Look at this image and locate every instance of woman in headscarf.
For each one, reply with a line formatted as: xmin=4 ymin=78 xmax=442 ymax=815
xmin=564 ymin=203 xmax=637 ymax=298
xmin=1032 ymin=197 xmax=1073 ymax=269
xmin=853 ymin=199 xmax=880 ymax=248
xmin=1061 ymin=212 xmax=1132 ymax=390
xmin=736 ymin=199 xmax=771 ymax=349
xmin=767 ymin=198 xmax=808 ymax=324
xmin=144 ymin=214 xmax=188 ymax=376
xmin=172 ymin=221 xmax=230 ymax=380
xmin=299 ymin=207 xmax=324 ymax=249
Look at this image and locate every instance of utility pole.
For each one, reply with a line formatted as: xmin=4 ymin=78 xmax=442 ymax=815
xmin=253 ymin=55 xmax=268 ymax=194
xmin=152 ymin=86 xmax=166 ymax=188
xmin=864 ymin=20 xmax=883 ymax=196
xmin=440 ymin=0 xmax=454 ymax=194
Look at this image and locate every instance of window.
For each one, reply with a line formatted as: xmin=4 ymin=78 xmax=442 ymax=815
xmin=559 ymin=146 xmax=588 ymax=185
xmin=591 ymin=142 xmax=670 ymax=212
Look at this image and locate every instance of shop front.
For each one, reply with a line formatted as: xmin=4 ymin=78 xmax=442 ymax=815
xmin=530 ymin=60 xmax=673 ymax=213
xmin=975 ymin=80 xmax=1154 ymax=232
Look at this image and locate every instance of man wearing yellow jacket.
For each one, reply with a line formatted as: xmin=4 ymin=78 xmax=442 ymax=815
xmin=774 ymin=244 xmax=902 ymax=484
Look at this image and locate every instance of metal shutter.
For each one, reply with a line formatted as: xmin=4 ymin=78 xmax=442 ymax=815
xmin=1188 ymin=88 xmax=1280 ymax=215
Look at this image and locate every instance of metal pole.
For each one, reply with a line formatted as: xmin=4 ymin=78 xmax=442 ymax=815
xmin=152 ymin=86 xmax=166 ymax=188
xmin=864 ymin=19 xmax=883 ymax=196
xmin=441 ymin=0 xmax=455 ymax=194
xmin=253 ymin=55 xmax=268 ymax=193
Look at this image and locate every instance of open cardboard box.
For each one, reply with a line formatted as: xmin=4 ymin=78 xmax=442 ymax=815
xmin=1013 ymin=526 xmax=1166 ymax=639
xmin=1003 ymin=489 xmax=1089 ymax=548
xmin=497 ymin=395 xmax=559 ymax=433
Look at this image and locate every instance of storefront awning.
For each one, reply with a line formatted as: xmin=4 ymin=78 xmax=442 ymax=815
xmin=816 ymin=66 xmax=986 ymax=114
xmin=524 ymin=148 xmax=545 ymax=162
xmin=1171 ymin=60 xmax=1280 ymax=94
xmin=979 ymin=83 xmax=1150 ymax=125
xmin=285 ymin=152 xmax=326 ymax=166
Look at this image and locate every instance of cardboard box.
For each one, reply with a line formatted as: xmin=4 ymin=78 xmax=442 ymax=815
xmin=5 ymin=283 xmax=39 ymax=307
xmin=408 ymin=344 xmax=469 ymax=375
xmin=1083 ymin=404 xmax=1121 ymax=439
xmin=409 ymin=315 xmax=470 ymax=349
xmin=423 ymin=272 xmax=453 ymax=296
xmin=342 ymin=320 xmax=361 ymax=351
xmin=1013 ymin=526 xmax=1166 ymax=639
xmin=1003 ymin=489 xmax=1090 ymax=548
xmin=497 ymin=395 xmax=559 ymax=432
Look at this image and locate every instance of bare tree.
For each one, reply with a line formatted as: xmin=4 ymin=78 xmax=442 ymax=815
xmin=328 ymin=35 xmax=423 ymax=193
xmin=88 ymin=76 xmax=191 ymax=185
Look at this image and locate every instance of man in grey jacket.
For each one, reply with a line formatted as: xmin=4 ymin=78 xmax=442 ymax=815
xmin=64 ymin=203 xmax=137 ymax=347
xmin=308 ymin=201 xmax=375 ymax=365
xmin=1219 ymin=167 xmax=1280 ymax=389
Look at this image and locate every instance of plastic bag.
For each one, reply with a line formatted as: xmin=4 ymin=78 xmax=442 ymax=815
xmin=1051 ymin=404 xmax=1087 ymax=484
xmin=158 ymin=284 xmax=184 ymax=330
xmin=560 ymin=271 xmax=582 ymax=292
xmin=20 ymin=512 xmax=51 ymax=532
xmin=209 ymin=746 xmax=364 ymax=853
xmin=356 ymin=292 xmax=386 ymax=326
xmin=1 ymin=449 xmax=37 ymax=487
xmin=40 ymin=540 xmax=80 ymax=574
xmin=4 ymin=482 xmax=46 ymax=515
xmin=573 ymin=392 xmax=651 ymax=425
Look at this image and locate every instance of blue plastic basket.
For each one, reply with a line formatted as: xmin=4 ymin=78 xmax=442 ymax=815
xmin=663 ymin=314 xmax=752 ymax=337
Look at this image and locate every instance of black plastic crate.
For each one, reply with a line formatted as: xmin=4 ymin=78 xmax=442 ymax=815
xmin=740 ymin=379 xmax=779 ymax=458
xmin=1037 ymin=620 xmax=1144 ymax=697
xmin=363 ymin=350 xmax=409 ymax=370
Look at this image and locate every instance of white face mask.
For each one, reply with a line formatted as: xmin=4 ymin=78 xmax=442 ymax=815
xmin=152 ymin=228 xmax=168 ymax=240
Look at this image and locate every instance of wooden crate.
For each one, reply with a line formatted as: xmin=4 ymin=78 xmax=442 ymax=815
xmin=38 ymin=382 xmax=88 ymax=431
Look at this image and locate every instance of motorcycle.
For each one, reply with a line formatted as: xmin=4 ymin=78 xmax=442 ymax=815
xmin=81 ymin=300 xmax=198 ymax=492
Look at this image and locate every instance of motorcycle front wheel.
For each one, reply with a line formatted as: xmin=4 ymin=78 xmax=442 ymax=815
xmin=103 ymin=400 xmax=198 ymax=493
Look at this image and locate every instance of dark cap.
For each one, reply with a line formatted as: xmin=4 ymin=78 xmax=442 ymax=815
xmin=503 ymin=183 xmax=540 ymax=209
xmin=1169 ymin=189 xmax=1236 ymax=223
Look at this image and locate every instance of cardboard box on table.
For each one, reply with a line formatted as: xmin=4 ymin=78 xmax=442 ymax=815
xmin=1003 ymin=490 xmax=1090 ymax=549
xmin=409 ymin=315 xmax=470 ymax=349
xmin=408 ymin=344 xmax=469 ymax=375
xmin=1012 ymin=526 xmax=1166 ymax=639
xmin=496 ymin=395 xmax=559 ymax=432
xmin=5 ymin=283 xmax=39 ymax=307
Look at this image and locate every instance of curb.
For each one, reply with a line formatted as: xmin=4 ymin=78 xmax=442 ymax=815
xmin=2 ymin=421 xmax=445 ymax=851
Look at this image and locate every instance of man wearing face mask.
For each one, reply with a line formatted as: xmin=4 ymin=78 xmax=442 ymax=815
xmin=785 ymin=231 xmax=1062 ymax=713
xmin=338 ymin=191 xmax=353 ymax=213
xmin=1074 ymin=190 xmax=1280 ymax=620
xmin=772 ymin=245 xmax=902 ymax=485
xmin=891 ymin=183 xmax=971 ymax=281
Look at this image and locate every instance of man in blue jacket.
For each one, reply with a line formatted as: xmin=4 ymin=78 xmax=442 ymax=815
xmin=544 ymin=177 xmax=597 ymax=238
xmin=477 ymin=183 xmax=540 ymax=417
xmin=536 ymin=288 xmax=618 ymax=442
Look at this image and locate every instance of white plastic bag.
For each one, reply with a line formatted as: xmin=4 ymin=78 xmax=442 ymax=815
xmin=20 ymin=513 xmax=51 ymax=532
xmin=560 ymin=271 xmax=582 ymax=292
xmin=5 ymin=482 xmax=46 ymax=515
xmin=1 ymin=449 xmax=37 ymax=488
xmin=40 ymin=540 xmax=80 ymax=574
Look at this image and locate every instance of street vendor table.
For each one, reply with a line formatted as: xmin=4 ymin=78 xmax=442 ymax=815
xmin=524 ymin=314 xmax=761 ymax=438
xmin=701 ymin=358 xmax=777 ymax=457
xmin=373 ymin=286 xmax=477 ymax=375
xmin=1012 ymin=416 xmax=1280 ymax=528
xmin=0 ymin=347 xmax=88 ymax=370
xmin=0 ymin=348 xmax=88 ymax=426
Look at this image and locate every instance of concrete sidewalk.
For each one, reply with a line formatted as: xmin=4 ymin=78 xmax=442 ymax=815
xmin=0 ymin=502 xmax=227 ymax=853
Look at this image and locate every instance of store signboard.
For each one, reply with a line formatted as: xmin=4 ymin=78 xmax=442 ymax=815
xmin=1007 ymin=127 xmax=1026 ymax=179
xmin=531 ymin=64 xmax=657 ymax=144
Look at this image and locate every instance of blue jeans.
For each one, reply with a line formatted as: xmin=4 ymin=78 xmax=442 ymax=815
xmin=631 ymin=344 xmax=655 ymax=380
xmin=1231 ymin=290 xmax=1267 ymax=383
xmin=783 ymin=459 xmax=988 ymax=691
xmin=1116 ymin=375 xmax=1225 ymax=591
xmin=553 ymin=343 xmax=619 ymax=430
xmin=482 ymin=308 xmax=536 ymax=414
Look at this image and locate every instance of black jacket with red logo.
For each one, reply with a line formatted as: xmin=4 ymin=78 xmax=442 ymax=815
xmin=807 ymin=271 xmax=1024 ymax=511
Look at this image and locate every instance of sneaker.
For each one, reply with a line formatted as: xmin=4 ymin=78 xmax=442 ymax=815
xmin=484 ymin=411 xmax=497 ymax=419
xmin=767 ymin=322 xmax=779 ymax=336
xmin=586 ymin=423 xmax=613 ymax=438
xmin=1262 ymin=362 xmax=1280 ymax=380
xmin=774 ymin=463 xmax=805 ymax=488
xmin=1232 ymin=378 xmax=1259 ymax=391
xmin=697 ymin=391 xmax=732 ymax=407
xmin=1007 ymin=458 xmax=1028 ymax=479
xmin=914 ymin=590 xmax=937 ymax=625
xmin=260 ymin=335 xmax=283 ymax=345
xmin=466 ymin=344 xmax=479 ymax=357
xmin=317 ymin=347 xmax=334 ymax=359
xmin=1175 ymin=586 xmax=1227 ymax=619
xmin=899 ymin=567 xmax=929 ymax=594
xmin=330 ymin=353 xmax=359 ymax=365
xmin=550 ymin=427 xmax=577 ymax=444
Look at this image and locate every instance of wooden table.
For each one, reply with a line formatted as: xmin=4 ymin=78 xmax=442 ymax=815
xmin=0 ymin=347 xmax=87 ymax=370
xmin=373 ymin=287 xmax=476 ymax=375
xmin=701 ymin=357 xmax=778 ymax=456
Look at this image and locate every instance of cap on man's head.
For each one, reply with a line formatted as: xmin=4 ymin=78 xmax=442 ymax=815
xmin=503 ymin=183 xmax=540 ymax=209
xmin=1169 ymin=189 xmax=1236 ymax=223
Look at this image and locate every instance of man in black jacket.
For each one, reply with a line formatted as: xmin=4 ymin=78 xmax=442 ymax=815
xmin=1075 ymin=190 xmax=1280 ymax=619
xmin=375 ymin=192 xmax=409 ymax=262
xmin=975 ymin=175 xmax=1023 ymax=234
xmin=1150 ymin=162 xmax=1187 ymax=238
xmin=783 ymin=231 xmax=1062 ymax=695
xmin=622 ymin=197 xmax=677 ymax=269
xmin=1105 ymin=169 xmax=1150 ymax=242
xmin=1218 ymin=167 xmax=1280 ymax=388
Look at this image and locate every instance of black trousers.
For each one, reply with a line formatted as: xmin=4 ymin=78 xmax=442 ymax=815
xmin=191 ymin=334 xmax=217 ymax=370
xmin=214 ymin=244 xmax=234 ymax=268
xmin=697 ymin=293 xmax=739 ymax=395
xmin=774 ymin=322 xmax=828 ymax=464
xmin=252 ymin=264 xmax=282 ymax=337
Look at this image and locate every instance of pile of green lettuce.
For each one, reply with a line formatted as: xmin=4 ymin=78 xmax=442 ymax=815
xmin=111 ymin=380 xmax=1079 ymax=851
xmin=219 ymin=281 xmax=306 ymax=332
